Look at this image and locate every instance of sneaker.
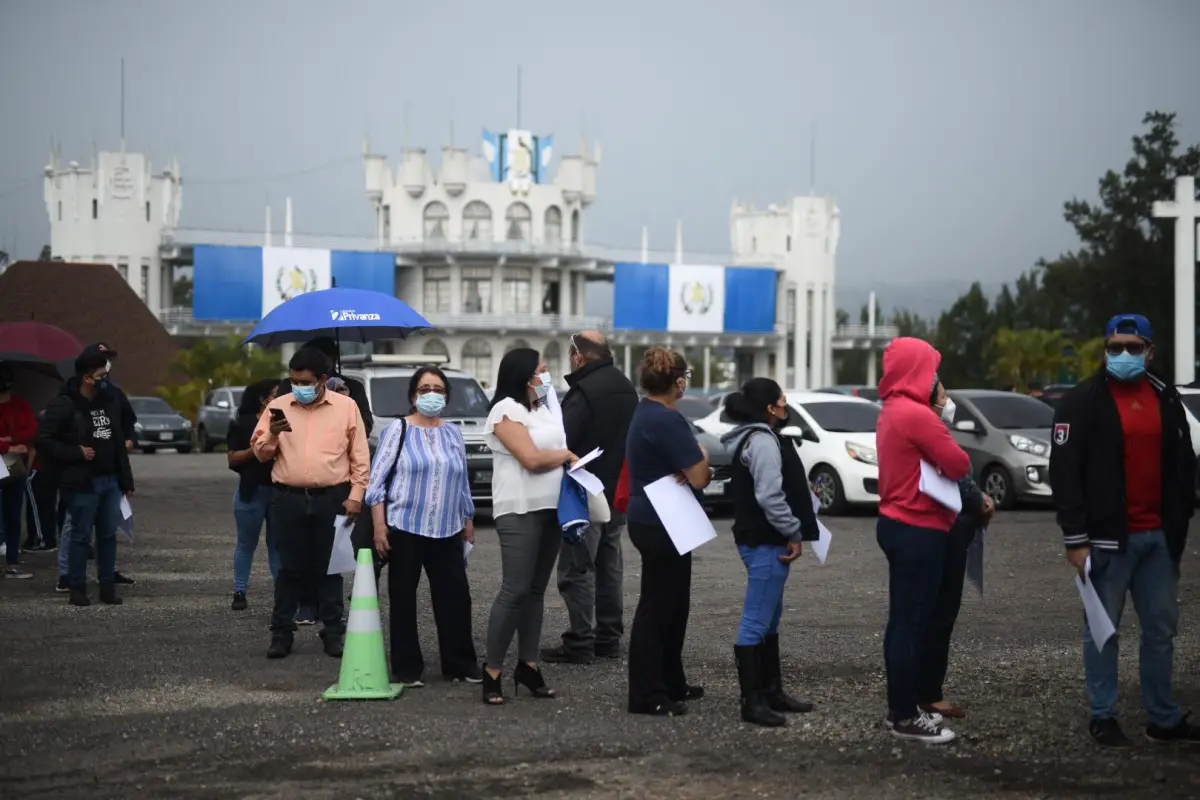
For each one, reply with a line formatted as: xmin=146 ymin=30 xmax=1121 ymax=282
xmin=886 ymin=711 xmax=943 ymax=729
xmin=99 ymin=585 xmax=123 ymax=605
xmin=4 ymin=566 xmax=33 ymax=580
xmin=32 ymin=542 xmax=58 ymax=552
xmin=890 ymin=712 xmax=955 ymax=744
xmin=1089 ymin=718 xmax=1134 ymax=748
xmin=398 ymin=677 xmax=426 ymax=688
xmin=296 ymin=607 xmax=316 ymax=626
xmin=540 ymin=644 xmax=595 ymax=665
xmin=267 ymin=638 xmax=292 ymax=659
xmin=69 ymin=589 xmax=91 ymax=607
xmin=231 ymin=591 xmax=248 ymax=611
xmin=1145 ymin=712 xmax=1200 ymax=744
xmin=320 ymin=631 xmax=344 ymax=658
xmin=54 ymin=576 xmax=70 ymax=593
xmin=444 ymin=664 xmax=484 ymax=684
xmin=113 ymin=572 xmax=136 ymax=586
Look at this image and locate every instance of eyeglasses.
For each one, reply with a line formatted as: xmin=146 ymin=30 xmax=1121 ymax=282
xmin=1106 ymin=341 xmax=1147 ymax=356
xmin=415 ymin=385 xmax=447 ymax=396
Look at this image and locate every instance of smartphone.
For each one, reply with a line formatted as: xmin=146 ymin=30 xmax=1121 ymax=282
xmin=269 ymin=408 xmax=287 ymax=424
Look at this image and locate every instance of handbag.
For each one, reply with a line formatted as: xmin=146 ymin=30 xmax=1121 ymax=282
xmin=588 ymin=490 xmax=611 ymax=524
xmin=353 ymin=419 xmax=408 ymax=557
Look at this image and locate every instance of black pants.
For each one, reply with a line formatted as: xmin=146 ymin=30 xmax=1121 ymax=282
xmin=24 ymin=469 xmax=60 ymax=547
xmin=386 ymin=528 xmax=477 ymax=682
xmin=917 ymin=519 xmax=975 ymax=705
xmin=269 ymin=484 xmax=349 ymax=639
xmin=627 ymin=520 xmax=692 ymax=710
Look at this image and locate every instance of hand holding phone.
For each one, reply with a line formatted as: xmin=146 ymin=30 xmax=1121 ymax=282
xmin=268 ymin=407 xmax=291 ymax=435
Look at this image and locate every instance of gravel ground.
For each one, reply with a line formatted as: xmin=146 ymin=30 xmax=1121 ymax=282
xmin=1 ymin=453 xmax=1198 ymax=799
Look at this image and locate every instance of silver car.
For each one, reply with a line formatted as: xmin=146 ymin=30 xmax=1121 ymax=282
xmin=196 ymin=386 xmax=245 ymax=452
xmin=946 ymin=389 xmax=1054 ymax=509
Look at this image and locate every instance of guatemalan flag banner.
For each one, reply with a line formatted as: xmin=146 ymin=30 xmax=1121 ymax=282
xmin=261 ymin=247 xmax=332 ymax=317
xmin=612 ymin=262 xmax=777 ymax=334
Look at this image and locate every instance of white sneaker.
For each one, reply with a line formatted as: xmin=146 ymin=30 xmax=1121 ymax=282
xmin=890 ymin=712 xmax=955 ymax=744
xmin=886 ymin=711 xmax=943 ymax=729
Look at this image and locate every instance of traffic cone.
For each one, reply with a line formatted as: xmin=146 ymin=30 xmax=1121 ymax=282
xmin=323 ymin=548 xmax=403 ymax=701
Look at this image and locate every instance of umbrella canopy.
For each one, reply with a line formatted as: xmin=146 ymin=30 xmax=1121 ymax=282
xmin=243 ymin=288 xmax=433 ymax=349
xmin=0 ymin=321 xmax=84 ymax=363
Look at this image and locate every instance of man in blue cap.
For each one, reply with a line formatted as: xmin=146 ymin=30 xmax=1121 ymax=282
xmin=1050 ymin=313 xmax=1198 ymax=746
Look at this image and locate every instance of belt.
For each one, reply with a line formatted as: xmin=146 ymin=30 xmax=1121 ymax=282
xmin=273 ymin=482 xmax=349 ymax=496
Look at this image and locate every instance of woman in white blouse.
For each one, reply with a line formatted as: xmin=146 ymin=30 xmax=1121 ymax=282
xmin=481 ymin=348 xmax=576 ymax=705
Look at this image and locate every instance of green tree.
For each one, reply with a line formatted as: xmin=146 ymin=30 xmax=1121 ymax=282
xmin=39 ymin=244 xmax=51 ymax=260
xmin=173 ymin=275 xmax=194 ymax=307
xmin=157 ymin=336 xmax=283 ymax=421
xmin=891 ymin=308 xmax=932 ymax=340
xmin=989 ymin=328 xmax=1067 ymax=389
xmin=933 ymin=283 xmax=995 ymax=387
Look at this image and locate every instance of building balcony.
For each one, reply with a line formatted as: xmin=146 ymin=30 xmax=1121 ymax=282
xmin=831 ymin=323 xmax=900 ymax=349
xmin=422 ymin=312 xmax=611 ymax=334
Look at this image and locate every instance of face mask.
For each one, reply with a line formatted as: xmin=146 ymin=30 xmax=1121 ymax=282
xmin=105 ymin=360 xmax=112 ymax=373
xmin=416 ymin=392 xmax=446 ymax=417
xmin=533 ymin=372 xmax=552 ymax=399
xmin=292 ymin=385 xmax=319 ymax=405
xmin=936 ymin=397 xmax=956 ymax=424
xmin=1106 ymin=351 xmax=1146 ymax=382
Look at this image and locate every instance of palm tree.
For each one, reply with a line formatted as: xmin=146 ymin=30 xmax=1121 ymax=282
xmin=990 ymin=328 xmax=1067 ymax=388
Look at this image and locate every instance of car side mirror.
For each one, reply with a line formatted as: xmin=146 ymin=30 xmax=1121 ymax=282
xmin=779 ymin=426 xmax=812 ymax=442
xmin=953 ymin=419 xmax=979 ymax=433
xmin=216 ymin=400 xmax=230 ymax=410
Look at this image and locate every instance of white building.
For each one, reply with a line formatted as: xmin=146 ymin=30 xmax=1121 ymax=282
xmin=42 ymin=145 xmax=183 ymax=316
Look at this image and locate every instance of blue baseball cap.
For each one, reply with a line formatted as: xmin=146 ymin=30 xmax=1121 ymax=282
xmin=1105 ymin=313 xmax=1153 ymax=341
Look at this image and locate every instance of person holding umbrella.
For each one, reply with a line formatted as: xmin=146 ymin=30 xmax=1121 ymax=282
xmin=0 ymin=361 xmax=37 ymax=578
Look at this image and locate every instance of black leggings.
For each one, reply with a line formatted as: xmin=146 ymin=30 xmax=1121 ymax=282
xmin=626 ymin=521 xmax=692 ymax=710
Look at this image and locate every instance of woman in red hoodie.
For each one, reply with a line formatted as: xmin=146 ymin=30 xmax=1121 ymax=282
xmin=875 ymin=338 xmax=971 ymax=744
xmin=0 ymin=361 xmax=38 ymax=579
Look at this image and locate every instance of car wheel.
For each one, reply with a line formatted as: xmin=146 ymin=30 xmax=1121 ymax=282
xmin=177 ymin=446 xmax=193 ymax=454
xmin=810 ymin=465 xmax=847 ymax=515
xmin=198 ymin=426 xmax=214 ymax=453
xmin=982 ymin=465 xmax=1016 ymax=510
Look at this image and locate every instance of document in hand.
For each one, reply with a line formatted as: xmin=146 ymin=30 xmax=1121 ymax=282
xmin=566 ymin=448 xmax=605 ymax=496
xmin=1076 ymin=555 xmax=1116 ymax=652
xmin=463 ymin=538 xmax=474 ymax=568
xmin=808 ymin=489 xmax=832 ymax=565
xmin=117 ymin=495 xmax=134 ymax=544
xmin=966 ymin=528 xmax=985 ymax=596
xmin=918 ymin=460 xmax=962 ymax=513
xmin=328 ymin=515 xmax=357 ymax=575
xmin=644 ymin=475 xmax=717 ymax=555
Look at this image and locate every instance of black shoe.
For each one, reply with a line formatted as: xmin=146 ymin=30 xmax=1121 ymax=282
xmin=267 ymin=638 xmax=292 ymax=659
xmin=320 ymin=631 xmax=344 ymax=658
xmin=513 ymin=661 xmax=556 ymax=698
xmin=231 ymin=591 xmax=248 ymax=611
xmin=444 ymin=663 xmax=483 ymax=684
xmin=481 ymin=665 xmax=505 ymax=705
xmin=891 ymin=712 xmax=955 ymax=744
xmin=761 ymin=633 xmax=814 ymax=713
xmin=595 ymin=642 xmax=620 ymax=659
xmin=69 ymin=589 xmax=90 ymax=607
xmin=628 ymin=700 xmax=688 ymax=716
xmin=735 ymin=644 xmax=787 ymax=727
xmin=55 ymin=576 xmax=70 ymax=593
xmin=33 ymin=542 xmax=58 ymax=552
xmin=669 ymin=684 xmax=705 ymax=702
xmin=113 ymin=571 xmax=136 ymax=586
xmin=99 ymin=584 xmax=123 ymax=605
xmin=1146 ymin=712 xmax=1200 ymax=744
xmin=1090 ymin=718 xmax=1134 ymax=748
xmin=540 ymin=644 xmax=594 ymax=665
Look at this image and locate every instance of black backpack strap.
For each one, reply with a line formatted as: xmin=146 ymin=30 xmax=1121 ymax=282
xmin=382 ymin=418 xmax=409 ymax=494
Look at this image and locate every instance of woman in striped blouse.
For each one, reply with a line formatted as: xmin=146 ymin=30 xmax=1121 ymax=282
xmin=367 ymin=365 xmax=481 ymax=687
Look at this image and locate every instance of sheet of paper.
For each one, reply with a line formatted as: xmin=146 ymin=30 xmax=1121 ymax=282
xmin=569 ymin=447 xmax=604 ymax=472
xmin=117 ymin=495 xmax=134 ymax=544
xmin=568 ymin=467 xmax=605 ymax=496
xmin=644 ymin=475 xmax=718 ymax=555
xmin=812 ymin=521 xmax=833 ymax=564
xmin=966 ymin=528 xmax=985 ymax=596
xmin=0 ymin=457 xmax=9 ymax=480
xmin=120 ymin=495 xmax=133 ymax=520
xmin=463 ymin=538 xmax=474 ymax=566
xmin=1076 ymin=555 xmax=1116 ymax=652
xmin=327 ymin=515 xmax=357 ymax=575
xmin=918 ymin=460 xmax=962 ymax=513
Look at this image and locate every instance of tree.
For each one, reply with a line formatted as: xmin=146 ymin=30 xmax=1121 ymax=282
xmin=989 ymin=328 xmax=1067 ymax=389
xmin=173 ymin=275 xmax=193 ymax=307
xmin=891 ymin=308 xmax=932 ymax=340
xmin=39 ymin=244 xmax=51 ymax=260
xmin=156 ymin=336 xmax=283 ymax=421
xmin=933 ymin=283 xmax=995 ymax=387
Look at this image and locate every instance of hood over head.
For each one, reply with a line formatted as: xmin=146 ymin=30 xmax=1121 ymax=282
xmin=878 ymin=337 xmax=941 ymax=404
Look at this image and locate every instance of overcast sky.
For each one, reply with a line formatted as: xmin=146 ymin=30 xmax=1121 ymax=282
xmin=2 ymin=0 xmax=1198 ymax=314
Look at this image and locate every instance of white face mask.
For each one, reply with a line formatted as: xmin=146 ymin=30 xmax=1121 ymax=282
xmin=937 ymin=397 xmax=956 ymax=424
xmin=533 ymin=372 xmax=552 ymax=399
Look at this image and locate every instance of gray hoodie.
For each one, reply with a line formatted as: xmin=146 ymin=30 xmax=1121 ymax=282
xmin=720 ymin=423 xmax=803 ymax=544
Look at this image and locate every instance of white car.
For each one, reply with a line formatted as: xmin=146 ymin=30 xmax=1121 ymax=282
xmin=694 ymin=391 xmax=881 ymax=514
xmin=1175 ymin=387 xmax=1200 ymax=498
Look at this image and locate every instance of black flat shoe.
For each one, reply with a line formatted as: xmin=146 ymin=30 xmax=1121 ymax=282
xmin=669 ymin=684 xmax=705 ymax=702
xmin=628 ymin=700 xmax=688 ymax=716
xmin=513 ymin=661 xmax=555 ymax=698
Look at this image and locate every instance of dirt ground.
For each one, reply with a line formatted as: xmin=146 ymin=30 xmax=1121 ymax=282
xmin=1 ymin=453 xmax=1198 ymax=799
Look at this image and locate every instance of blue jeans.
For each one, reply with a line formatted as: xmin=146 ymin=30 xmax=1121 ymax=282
xmin=736 ymin=544 xmax=791 ymax=645
xmin=64 ymin=476 xmax=122 ymax=589
xmin=1 ymin=476 xmax=26 ymax=565
xmin=233 ymin=486 xmax=280 ymax=593
xmin=1083 ymin=530 xmax=1182 ymax=728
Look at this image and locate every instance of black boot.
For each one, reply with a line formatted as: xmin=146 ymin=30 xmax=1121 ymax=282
xmin=735 ymin=645 xmax=786 ymax=727
xmin=761 ymin=634 xmax=813 ymax=713
xmin=99 ymin=584 xmax=123 ymax=605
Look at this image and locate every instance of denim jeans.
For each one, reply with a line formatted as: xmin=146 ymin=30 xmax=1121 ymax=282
xmin=233 ymin=486 xmax=280 ymax=593
xmin=1083 ymin=530 xmax=1182 ymax=728
xmin=64 ymin=475 xmax=122 ymax=589
xmin=1 ymin=476 xmax=25 ymax=565
xmin=736 ymin=543 xmax=791 ymax=646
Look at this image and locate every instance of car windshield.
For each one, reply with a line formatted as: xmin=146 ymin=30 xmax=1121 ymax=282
xmin=969 ymin=395 xmax=1055 ymax=429
xmin=231 ymin=389 xmax=244 ymax=405
xmin=676 ymin=396 xmax=715 ymax=420
xmin=131 ymin=398 xmax=174 ymax=415
xmin=800 ymin=401 xmax=880 ymax=433
xmin=369 ymin=376 xmax=491 ymax=418
xmin=1180 ymin=394 xmax=1200 ymax=420
xmin=854 ymin=387 xmax=880 ymax=402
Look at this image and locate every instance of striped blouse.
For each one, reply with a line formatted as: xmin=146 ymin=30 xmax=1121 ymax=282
xmin=364 ymin=418 xmax=475 ymax=539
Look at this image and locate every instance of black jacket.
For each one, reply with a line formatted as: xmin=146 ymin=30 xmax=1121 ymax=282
xmin=35 ymin=378 xmax=135 ymax=493
xmin=227 ymin=411 xmax=275 ymax=502
xmin=1049 ymin=370 xmax=1194 ymax=562
xmin=728 ymin=425 xmax=820 ymax=548
xmin=561 ymin=358 xmax=639 ymax=503
xmin=333 ymin=372 xmax=373 ymax=436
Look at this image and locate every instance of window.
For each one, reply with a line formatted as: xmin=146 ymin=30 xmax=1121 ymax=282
xmin=544 ymin=206 xmax=562 ymax=244
xmin=382 ymin=205 xmax=391 ymax=241
xmin=131 ymin=397 xmax=175 ymax=415
xmin=57 ymin=201 xmax=62 ymax=221
xmin=423 ymin=201 xmax=449 ymax=241
xmin=786 ymin=235 xmax=792 ymax=252
xmin=542 ymin=279 xmax=560 ymax=314
xmin=141 ymin=264 xmax=149 ymax=300
xmin=463 ymin=201 xmax=492 ymax=242
xmin=145 ymin=201 xmax=151 ymax=222
xmin=752 ymin=236 xmax=757 ymax=253
xmin=505 ymin=338 xmax=531 ymax=354
xmin=502 ymin=267 xmax=531 ymax=314
xmin=92 ymin=199 xmax=98 ymax=219
xmin=543 ymin=340 xmax=562 ymax=374
xmin=505 ymin=202 xmax=532 ymax=241
xmin=967 ymin=395 xmax=1055 ymax=430
xmin=799 ymin=401 xmax=881 ymax=433
xmin=461 ymin=338 xmax=493 ymax=385
xmin=422 ymin=266 xmax=451 ymax=313
xmin=570 ymin=209 xmax=580 ymax=243
xmin=117 ymin=262 xmax=128 ymax=281
xmin=422 ymin=338 xmax=450 ymax=359
xmin=786 ymin=289 xmax=796 ymax=326
xmin=461 ymin=265 xmax=492 ymax=314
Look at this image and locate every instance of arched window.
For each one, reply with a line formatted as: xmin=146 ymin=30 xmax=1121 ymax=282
xmin=461 ymin=338 xmax=493 ymax=385
xmin=544 ymin=206 xmax=562 ymax=244
xmin=463 ymin=201 xmax=493 ymax=243
xmin=423 ymin=201 xmax=449 ymax=241
xmin=505 ymin=338 xmax=531 ymax=354
xmin=505 ymin=202 xmax=532 ymax=241
xmin=543 ymin=340 xmax=562 ymax=376
xmin=570 ymin=209 xmax=581 ymax=244
xmin=422 ymin=338 xmax=450 ymax=359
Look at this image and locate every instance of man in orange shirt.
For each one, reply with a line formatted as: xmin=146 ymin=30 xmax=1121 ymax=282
xmin=253 ymin=347 xmax=370 ymax=659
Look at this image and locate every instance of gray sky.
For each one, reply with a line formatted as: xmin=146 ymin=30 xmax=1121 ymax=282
xmin=2 ymin=0 xmax=1198 ymax=317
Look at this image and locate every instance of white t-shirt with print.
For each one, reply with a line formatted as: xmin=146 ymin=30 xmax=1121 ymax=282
xmin=484 ymin=398 xmax=566 ymax=518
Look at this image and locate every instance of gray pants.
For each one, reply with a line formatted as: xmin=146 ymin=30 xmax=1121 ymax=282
xmin=486 ymin=510 xmax=561 ymax=667
xmin=556 ymin=512 xmax=626 ymax=655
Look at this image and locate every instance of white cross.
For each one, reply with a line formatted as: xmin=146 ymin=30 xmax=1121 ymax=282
xmin=1151 ymin=176 xmax=1199 ymax=384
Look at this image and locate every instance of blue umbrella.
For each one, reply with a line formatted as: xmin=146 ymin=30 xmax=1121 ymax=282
xmin=243 ymin=288 xmax=433 ymax=349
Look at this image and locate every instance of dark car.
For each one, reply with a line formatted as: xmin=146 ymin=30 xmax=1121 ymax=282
xmin=677 ymin=395 xmax=717 ymax=420
xmin=130 ymin=397 xmax=194 ymax=454
xmin=1036 ymin=384 xmax=1073 ymax=410
xmin=693 ymin=421 xmax=734 ymax=514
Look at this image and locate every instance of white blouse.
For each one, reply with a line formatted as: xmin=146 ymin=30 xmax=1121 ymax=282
xmin=483 ymin=398 xmax=566 ymax=518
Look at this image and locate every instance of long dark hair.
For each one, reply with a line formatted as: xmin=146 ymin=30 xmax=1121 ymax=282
xmin=239 ymin=378 xmax=279 ymax=417
xmin=491 ymin=348 xmax=541 ymax=411
xmin=723 ymin=377 xmax=784 ymax=425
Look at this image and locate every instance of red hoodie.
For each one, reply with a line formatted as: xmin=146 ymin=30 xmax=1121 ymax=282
xmin=876 ymin=338 xmax=971 ymax=532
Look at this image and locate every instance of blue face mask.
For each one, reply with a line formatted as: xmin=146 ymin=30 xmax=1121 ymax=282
xmin=1106 ymin=352 xmax=1146 ymax=381
xmin=292 ymin=385 xmax=319 ymax=405
xmin=416 ymin=392 xmax=446 ymax=417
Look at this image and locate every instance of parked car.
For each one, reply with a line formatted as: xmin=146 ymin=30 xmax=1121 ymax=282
xmin=196 ymin=386 xmax=245 ymax=452
xmin=695 ymin=391 xmax=880 ymax=514
xmin=676 ymin=395 xmax=717 ymax=420
xmin=129 ymin=397 xmax=193 ymax=454
xmin=817 ymin=385 xmax=880 ymax=403
xmin=692 ymin=420 xmax=734 ymax=513
xmin=945 ymin=389 xmax=1053 ymax=510
xmin=1036 ymin=383 xmax=1074 ymax=409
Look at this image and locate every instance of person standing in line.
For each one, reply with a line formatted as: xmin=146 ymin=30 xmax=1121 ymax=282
xmin=874 ymin=337 xmax=971 ymax=744
xmin=719 ymin=378 xmax=819 ymax=727
xmin=624 ymin=347 xmax=711 ymax=717
xmin=0 ymin=361 xmax=37 ymax=578
xmin=226 ymin=378 xmax=283 ymax=611
xmin=541 ymin=331 xmax=638 ymax=665
xmin=36 ymin=351 xmax=135 ymax=606
xmin=253 ymin=347 xmax=369 ymax=660
xmin=481 ymin=348 xmax=577 ymax=705
xmin=1050 ymin=314 xmax=1199 ymax=746
xmin=369 ymin=366 xmax=481 ymax=687
xmin=23 ymin=441 xmax=61 ymax=553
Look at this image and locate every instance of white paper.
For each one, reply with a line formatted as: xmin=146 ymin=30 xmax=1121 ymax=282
xmin=918 ymin=460 xmax=962 ymax=513
xmin=117 ymin=495 xmax=134 ymax=544
xmin=569 ymin=447 xmax=603 ymax=472
xmin=644 ymin=475 xmax=718 ymax=555
xmin=327 ymin=515 xmax=357 ymax=575
xmin=812 ymin=521 xmax=833 ymax=564
xmin=120 ymin=496 xmax=133 ymax=520
xmin=568 ymin=467 xmax=605 ymax=496
xmin=0 ymin=457 xmax=9 ymax=480
xmin=966 ymin=528 xmax=985 ymax=596
xmin=1076 ymin=556 xmax=1116 ymax=652
xmin=463 ymin=538 xmax=474 ymax=566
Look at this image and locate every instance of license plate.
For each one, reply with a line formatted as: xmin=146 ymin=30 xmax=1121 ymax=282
xmin=159 ymin=432 xmax=173 ymax=441
xmin=703 ymin=481 xmax=726 ymax=496
xmin=474 ymin=471 xmax=492 ymax=483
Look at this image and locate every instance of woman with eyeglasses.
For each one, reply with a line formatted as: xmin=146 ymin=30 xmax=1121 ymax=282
xmin=367 ymin=365 xmax=481 ymax=687
xmin=481 ymin=348 xmax=577 ymax=705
